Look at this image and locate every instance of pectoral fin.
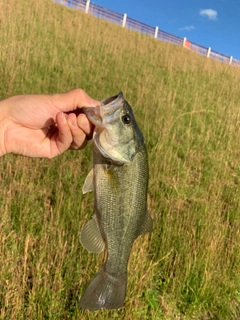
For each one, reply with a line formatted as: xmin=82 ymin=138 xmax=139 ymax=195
xmin=138 ymin=210 xmax=153 ymax=236
xmin=80 ymin=214 xmax=105 ymax=254
xmin=82 ymin=168 xmax=94 ymax=194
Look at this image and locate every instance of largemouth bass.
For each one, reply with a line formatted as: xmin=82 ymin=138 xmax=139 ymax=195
xmin=79 ymin=92 xmax=152 ymax=311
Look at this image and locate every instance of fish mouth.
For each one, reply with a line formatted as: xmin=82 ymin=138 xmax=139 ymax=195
xmin=82 ymin=106 xmax=104 ymax=128
xmin=101 ymin=92 xmax=122 ymax=106
xmin=82 ymin=92 xmax=129 ymax=164
xmin=82 ymin=92 xmax=124 ymax=128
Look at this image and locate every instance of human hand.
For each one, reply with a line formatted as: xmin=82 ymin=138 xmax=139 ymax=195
xmin=0 ymin=89 xmax=99 ymax=158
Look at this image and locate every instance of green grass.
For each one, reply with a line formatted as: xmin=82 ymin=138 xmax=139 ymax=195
xmin=1 ymin=0 xmax=240 ymax=318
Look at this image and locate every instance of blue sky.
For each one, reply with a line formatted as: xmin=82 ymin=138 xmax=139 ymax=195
xmin=90 ymin=0 xmax=240 ymax=61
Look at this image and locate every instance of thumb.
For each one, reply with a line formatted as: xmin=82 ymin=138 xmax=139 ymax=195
xmin=50 ymin=89 xmax=99 ymax=113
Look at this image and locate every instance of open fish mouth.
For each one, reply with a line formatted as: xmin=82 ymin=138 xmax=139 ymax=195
xmin=82 ymin=92 xmax=125 ymax=128
xmin=82 ymin=106 xmax=104 ymax=128
xmin=82 ymin=92 xmax=136 ymax=164
xmin=101 ymin=93 xmax=120 ymax=106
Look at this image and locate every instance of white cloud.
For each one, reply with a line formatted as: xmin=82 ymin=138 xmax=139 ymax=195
xmin=179 ymin=25 xmax=195 ymax=31
xmin=200 ymin=9 xmax=218 ymax=21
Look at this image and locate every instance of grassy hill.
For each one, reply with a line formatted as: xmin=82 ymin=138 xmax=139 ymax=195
xmin=0 ymin=0 xmax=240 ymax=319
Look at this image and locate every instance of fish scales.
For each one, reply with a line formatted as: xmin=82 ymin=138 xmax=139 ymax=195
xmin=94 ymin=148 xmax=148 ymax=274
xmin=79 ymin=92 xmax=152 ymax=311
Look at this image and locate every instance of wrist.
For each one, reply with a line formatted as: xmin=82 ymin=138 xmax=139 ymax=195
xmin=0 ymin=100 xmax=9 ymax=157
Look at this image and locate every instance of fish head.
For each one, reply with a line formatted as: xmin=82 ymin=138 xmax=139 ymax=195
xmin=83 ymin=92 xmax=144 ymax=164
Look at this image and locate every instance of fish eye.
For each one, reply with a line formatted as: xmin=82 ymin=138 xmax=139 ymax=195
xmin=122 ymin=114 xmax=132 ymax=125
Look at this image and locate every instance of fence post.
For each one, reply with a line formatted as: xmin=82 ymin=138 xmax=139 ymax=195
xmin=85 ymin=0 xmax=90 ymax=14
xmin=122 ymin=13 xmax=127 ymax=27
xmin=154 ymin=26 xmax=158 ymax=39
xmin=229 ymin=56 xmax=233 ymax=65
xmin=183 ymin=37 xmax=187 ymax=47
xmin=207 ymin=47 xmax=211 ymax=58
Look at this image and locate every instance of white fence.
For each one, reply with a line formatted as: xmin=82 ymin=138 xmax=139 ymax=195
xmin=54 ymin=0 xmax=240 ymax=68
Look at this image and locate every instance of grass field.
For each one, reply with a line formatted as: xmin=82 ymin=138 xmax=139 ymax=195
xmin=1 ymin=0 xmax=240 ymax=318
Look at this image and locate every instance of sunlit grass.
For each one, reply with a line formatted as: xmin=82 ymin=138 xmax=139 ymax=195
xmin=0 ymin=0 xmax=240 ymax=319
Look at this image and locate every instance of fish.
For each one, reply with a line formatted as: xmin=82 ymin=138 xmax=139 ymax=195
xmin=79 ymin=92 xmax=152 ymax=311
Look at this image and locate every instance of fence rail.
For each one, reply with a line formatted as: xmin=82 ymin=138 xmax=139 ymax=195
xmin=89 ymin=4 xmax=123 ymax=26
xmin=55 ymin=0 xmax=240 ymax=67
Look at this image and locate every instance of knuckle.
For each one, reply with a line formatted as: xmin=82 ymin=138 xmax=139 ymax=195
xmin=75 ymin=88 xmax=85 ymax=98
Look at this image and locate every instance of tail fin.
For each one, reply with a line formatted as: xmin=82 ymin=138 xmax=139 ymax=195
xmin=79 ymin=269 xmax=127 ymax=311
